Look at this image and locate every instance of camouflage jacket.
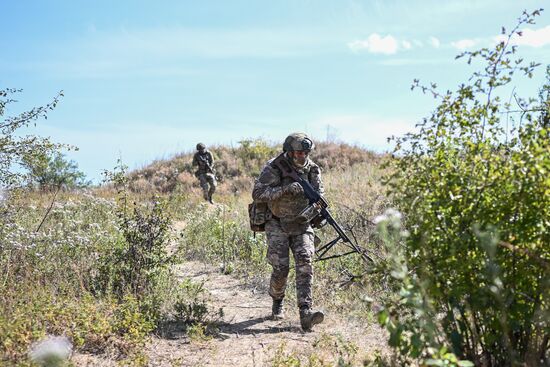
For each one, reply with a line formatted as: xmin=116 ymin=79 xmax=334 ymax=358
xmin=252 ymin=154 xmax=324 ymax=233
xmin=192 ymin=151 xmax=214 ymax=175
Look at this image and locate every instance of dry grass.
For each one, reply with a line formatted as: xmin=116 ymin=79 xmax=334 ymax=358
xmin=126 ymin=141 xmax=383 ymax=196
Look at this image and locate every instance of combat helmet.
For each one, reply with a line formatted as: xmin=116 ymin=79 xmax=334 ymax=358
xmin=196 ymin=143 xmax=206 ymax=151
xmin=282 ymin=133 xmax=314 ymax=152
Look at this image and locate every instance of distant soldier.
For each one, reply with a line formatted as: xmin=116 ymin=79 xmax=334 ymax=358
xmin=252 ymin=133 xmax=325 ymax=332
xmin=192 ymin=143 xmax=216 ymax=204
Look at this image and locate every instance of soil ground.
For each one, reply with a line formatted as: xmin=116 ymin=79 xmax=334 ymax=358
xmin=73 ymin=216 xmax=388 ymax=366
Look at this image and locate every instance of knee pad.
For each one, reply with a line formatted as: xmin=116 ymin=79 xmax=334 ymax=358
xmin=272 ymin=265 xmax=290 ymax=277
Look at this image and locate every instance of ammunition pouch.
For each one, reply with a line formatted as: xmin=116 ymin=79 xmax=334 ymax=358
xmin=248 ymin=201 xmax=272 ymax=232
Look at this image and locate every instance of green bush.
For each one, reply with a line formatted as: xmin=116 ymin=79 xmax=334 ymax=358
xmin=22 ymin=151 xmax=89 ymax=191
xmin=0 ymin=162 xmax=177 ymax=364
xmin=383 ymin=10 xmax=549 ymax=366
xmin=173 ymin=279 xmax=209 ymax=326
xmin=0 ymin=189 xmax=161 ymax=364
xmin=96 ymin=162 xmax=175 ymax=317
xmin=235 ymin=139 xmax=279 ymax=177
xmin=373 ymin=210 xmax=475 ymax=367
xmin=0 ymin=289 xmax=152 ymax=365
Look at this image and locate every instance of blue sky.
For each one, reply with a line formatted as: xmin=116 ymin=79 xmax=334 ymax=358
xmin=2 ymin=0 xmax=549 ymax=182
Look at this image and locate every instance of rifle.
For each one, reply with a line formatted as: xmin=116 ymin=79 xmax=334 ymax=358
xmin=197 ymin=154 xmax=215 ymax=175
xmin=271 ymin=153 xmax=373 ymax=263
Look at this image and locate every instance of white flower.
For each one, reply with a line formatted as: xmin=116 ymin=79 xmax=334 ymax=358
xmin=373 ymin=208 xmax=404 ymax=231
xmin=29 ymin=335 xmax=72 ymax=366
xmin=373 ymin=214 xmax=388 ymax=224
xmin=384 ymin=208 xmax=402 ymax=220
xmin=374 ymin=209 xmax=403 ymax=223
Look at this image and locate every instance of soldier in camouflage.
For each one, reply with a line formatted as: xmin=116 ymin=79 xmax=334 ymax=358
xmin=192 ymin=143 xmax=217 ymax=204
xmin=252 ymin=133 xmax=325 ymax=332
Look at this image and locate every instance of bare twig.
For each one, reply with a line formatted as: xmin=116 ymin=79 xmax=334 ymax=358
xmin=35 ymin=184 xmax=62 ymax=232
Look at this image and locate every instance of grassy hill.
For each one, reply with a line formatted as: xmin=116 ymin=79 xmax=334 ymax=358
xmin=126 ymin=139 xmax=382 ymax=195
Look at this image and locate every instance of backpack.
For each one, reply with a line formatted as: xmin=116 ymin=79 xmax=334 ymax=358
xmin=248 ymin=201 xmax=271 ymax=232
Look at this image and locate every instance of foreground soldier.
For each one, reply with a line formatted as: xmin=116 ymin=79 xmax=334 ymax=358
xmin=192 ymin=143 xmax=216 ymax=204
xmin=252 ymin=133 xmax=325 ymax=332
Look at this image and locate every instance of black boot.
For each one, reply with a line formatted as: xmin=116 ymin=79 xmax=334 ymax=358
xmin=299 ymin=306 xmax=324 ymax=331
xmin=272 ymin=299 xmax=284 ymax=320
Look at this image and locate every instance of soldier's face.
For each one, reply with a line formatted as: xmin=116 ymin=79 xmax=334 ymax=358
xmin=290 ymin=150 xmax=309 ymax=166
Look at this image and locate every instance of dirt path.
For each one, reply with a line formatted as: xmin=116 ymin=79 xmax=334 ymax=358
xmin=142 ymin=260 xmax=387 ymax=366
xmin=73 ymin=216 xmax=388 ymax=366
xmin=73 ymin=259 xmax=387 ymax=366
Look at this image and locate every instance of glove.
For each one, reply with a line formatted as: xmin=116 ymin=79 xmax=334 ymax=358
xmin=283 ymin=182 xmax=304 ymax=195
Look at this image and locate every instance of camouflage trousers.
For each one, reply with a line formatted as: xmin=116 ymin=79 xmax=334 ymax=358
xmin=198 ymin=173 xmax=216 ymax=200
xmin=265 ymin=219 xmax=315 ymax=309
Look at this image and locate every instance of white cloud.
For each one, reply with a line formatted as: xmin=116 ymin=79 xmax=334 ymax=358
xmin=451 ymin=39 xmax=477 ymax=50
xmin=348 ymin=34 xmax=424 ymax=55
xmin=448 ymin=25 xmax=550 ymax=54
xmin=348 ymin=33 xmax=400 ymax=54
xmin=495 ymin=25 xmax=550 ymax=48
xmin=429 ymin=36 xmax=440 ymax=48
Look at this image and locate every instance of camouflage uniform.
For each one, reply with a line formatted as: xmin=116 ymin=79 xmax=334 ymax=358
xmin=192 ymin=144 xmax=217 ymax=203
xmin=252 ymin=152 xmax=324 ymax=311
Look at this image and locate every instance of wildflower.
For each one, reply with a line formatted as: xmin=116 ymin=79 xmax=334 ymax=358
xmin=29 ymin=335 xmax=72 ymax=366
xmin=373 ymin=208 xmax=403 ymax=229
xmin=373 ymin=214 xmax=388 ymax=224
xmin=384 ymin=208 xmax=402 ymax=220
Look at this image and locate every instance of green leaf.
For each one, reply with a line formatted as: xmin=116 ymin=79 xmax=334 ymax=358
xmin=377 ymin=309 xmax=389 ymax=326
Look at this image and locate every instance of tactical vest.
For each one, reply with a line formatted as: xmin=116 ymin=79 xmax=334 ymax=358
xmin=268 ymin=161 xmax=314 ymax=219
xmin=194 ymin=151 xmax=213 ymax=175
